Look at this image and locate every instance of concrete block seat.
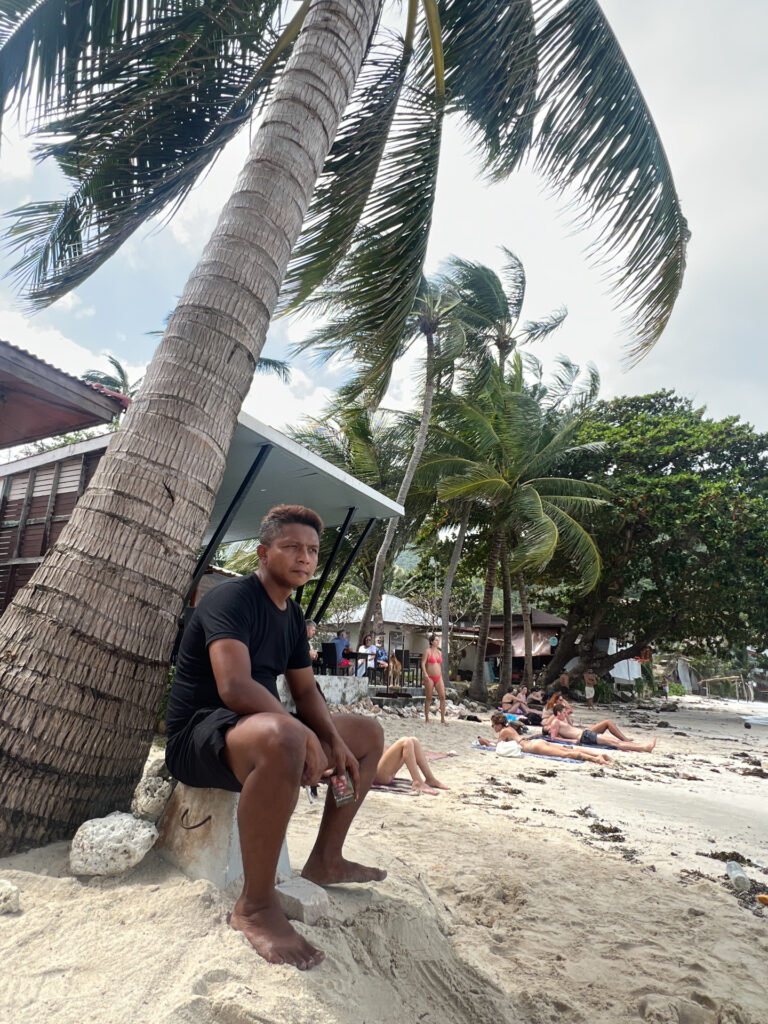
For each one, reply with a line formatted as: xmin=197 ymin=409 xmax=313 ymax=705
xmin=156 ymin=784 xmax=330 ymax=923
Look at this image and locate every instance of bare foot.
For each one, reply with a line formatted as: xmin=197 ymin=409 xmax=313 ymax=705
xmin=412 ymin=780 xmax=440 ymax=795
xmin=302 ymin=854 xmax=387 ymax=886
xmin=424 ymin=777 xmax=449 ymax=790
xmin=230 ymin=899 xmax=325 ymax=970
xmin=645 ymin=738 xmax=657 ymax=752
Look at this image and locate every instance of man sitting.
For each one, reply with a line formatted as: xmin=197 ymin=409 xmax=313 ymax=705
xmin=373 ymin=636 xmax=389 ymax=675
xmin=546 ymin=702 xmax=656 ymax=753
xmin=164 ymin=504 xmax=386 ymax=971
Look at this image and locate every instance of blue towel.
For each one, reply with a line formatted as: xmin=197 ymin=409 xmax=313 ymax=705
xmin=471 ymin=742 xmax=576 ymax=764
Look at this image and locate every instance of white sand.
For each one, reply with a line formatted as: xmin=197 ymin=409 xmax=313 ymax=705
xmin=1 ymin=695 xmax=767 ymax=1024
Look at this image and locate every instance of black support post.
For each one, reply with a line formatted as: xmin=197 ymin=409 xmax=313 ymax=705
xmin=314 ymin=517 xmax=376 ymax=624
xmin=304 ymin=505 xmax=356 ymax=619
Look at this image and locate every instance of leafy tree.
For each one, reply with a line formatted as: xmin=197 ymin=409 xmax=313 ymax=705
xmin=425 ymin=363 xmax=606 ymax=699
xmin=537 ymin=392 xmax=768 ymax=682
xmin=0 ymin=0 xmax=688 ymax=851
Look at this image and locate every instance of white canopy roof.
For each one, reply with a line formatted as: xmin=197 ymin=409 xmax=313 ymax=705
xmin=349 ymin=594 xmax=438 ymax=628
xmin=0 ymin=411 xmax=403 ymax=541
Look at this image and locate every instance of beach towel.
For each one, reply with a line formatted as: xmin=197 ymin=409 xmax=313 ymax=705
xmin=371 ymin=778 xmax=418 ymax=795
xmin=470 ymin=742 xmax=576 ymax=764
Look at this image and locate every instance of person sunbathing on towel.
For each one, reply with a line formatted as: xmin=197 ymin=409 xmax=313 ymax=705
xmin=164 ymin=504 xmax=386 ymax=972
xmin=374 ymin=737 xmax=449 ymax=795
xmin=478 ymin=714 xmax=613 ymax=765
xmin=547 ymin=703 xmax=656 ymax=752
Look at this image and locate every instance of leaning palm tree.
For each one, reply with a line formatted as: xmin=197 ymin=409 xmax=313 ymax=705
xmin=0 ymin=0 xmax=688 ymax=852
xmin=425 ymin=362 xmax=607 ymax=699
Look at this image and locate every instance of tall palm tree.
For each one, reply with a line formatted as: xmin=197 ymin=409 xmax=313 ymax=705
xmin=0 ymin=0 xmax=687 ymax=851
xmin=426 ymin=363 xmax=607 ymax=699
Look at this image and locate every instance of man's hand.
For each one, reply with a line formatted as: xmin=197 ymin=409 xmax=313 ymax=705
xmin=329 ymin=734 xmax=360 ymax=801
xmin=301 ymin=728 xmax=329 ymax=787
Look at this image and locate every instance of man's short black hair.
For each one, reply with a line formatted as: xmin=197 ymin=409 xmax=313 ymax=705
xmin=259 ymin=504 xmax=323 ymax=546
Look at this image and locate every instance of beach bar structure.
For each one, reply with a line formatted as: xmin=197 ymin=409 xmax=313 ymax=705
xmin=0 ymin=339 xmax=128 ymax=450
xmin=0 ymin=411 xmax=403 ymax=624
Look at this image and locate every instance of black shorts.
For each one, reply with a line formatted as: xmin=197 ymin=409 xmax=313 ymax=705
xmin=165 ymin=707 xmax=243 ymax=792
xmin=580 ymin=728 xmax=599 ymax=746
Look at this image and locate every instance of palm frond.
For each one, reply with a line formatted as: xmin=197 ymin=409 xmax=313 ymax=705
xmin=437 ymin=463 xmax=511 ymax=505
xmin=4 ymin=0 xmax=287 ymax=307
xmin=527 ymin=477 xmax=610 ymax=499
xmin=519 ymin=306 xmax=567 ymax=344
xmin=0 ymin=0 xmax=158 ymax=132
xmin=255 ymin=357 xmax=290 ymax=382
xmin=443 ymin=255 xmax=510 ymax=329
xmin=277 ymin=37 xmax=409 ymax=314
xmin=293 ymin=83 xmax=444 ymax=404
xmin=504 ymin=488 xmax=559 ymax=573
xmin=499 ymin=246 xmax=526 ymax=323
xmin=533 ymin=0 xmax=689 ymax=357
xmin=433 ymin=0 xmax=538 ymax=178
xmin=540 ymin=499 xmax=601 ymax=592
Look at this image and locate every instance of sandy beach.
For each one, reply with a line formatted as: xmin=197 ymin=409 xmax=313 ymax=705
xmin=1 ymin=694 xmax=766 ymax=1024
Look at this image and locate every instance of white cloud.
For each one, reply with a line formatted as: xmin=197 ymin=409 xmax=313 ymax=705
xmin=0 ymin=124 xmax=34 ymax=181
xmin=241 ymin=365 xmax=333 ymax=432
xmin=0 ymin=306 xmax=98 ymax=376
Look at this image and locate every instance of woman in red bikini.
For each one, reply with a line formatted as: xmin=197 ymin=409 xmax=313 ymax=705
xmin=421 ymin=634 xmax=446 ymax=725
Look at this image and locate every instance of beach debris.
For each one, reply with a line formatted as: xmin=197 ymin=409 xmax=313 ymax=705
xmin=131 ymin=776 xmax=174 ymax=822
xmin=275 ymin=877 xmax=332 ymax=926
xmin=740 ymin=766 xmax=768 ymax=778
xmin=575 ymin=806 xmax=598 ymax=818
xmin=70 ymin=811 xmax=158 ymax=877
xmin=0 ymin=879 xmax=20 ymax=914
xmin=757 ymin=894 xmax=768 ymax=906
xmin=725 ymin=861 xmax=751 ymax=892
xmin=589 ymin=822 xmax=625 ymax=842
xmin=744 ymin=722 xmax=752 ymax=729
xmin=656 ymin=721 xmax=670 ymax=728
xmin=659 ymin=702 xmax=679 ymax=712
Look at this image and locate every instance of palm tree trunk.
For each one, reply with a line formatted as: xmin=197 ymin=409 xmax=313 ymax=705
xmin=517 ymin=571 xmax=534 ymax=686
xmin=500 ymin=538 xmax=514 ymax=690
xmin=440 ymin=501 xmax=471 ymax=687
xmin=356 ymin=331 xmax=436 ymax=644
xmin=0 ymin=0 xmax=381 ymax=855
xmin=469 ymin=528 xmax=503 ymax=701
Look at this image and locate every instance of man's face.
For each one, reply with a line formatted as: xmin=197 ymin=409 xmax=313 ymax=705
xmin=307 ymin=624 xmax=317 ymax=640
xmin=258 ymin=523 xmax=319 ymax=589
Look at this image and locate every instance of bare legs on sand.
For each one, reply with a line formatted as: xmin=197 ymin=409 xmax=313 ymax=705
xmin=375 ymin=736 xmax=450 ymax=795
xmin=424 ymin=675 xmax=446 ymax=724
xmin=225 ymin=713 xmax=386 ymax=970
xmin=591 ymin=719 xmax=633 ymax=742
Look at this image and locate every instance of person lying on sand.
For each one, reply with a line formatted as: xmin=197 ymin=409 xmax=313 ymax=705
xmin=478 ymin=714 xmax=613 ymax=765
xmin=374 ymin=737 xmax=449 ymax=795
xmin=164 ymin=504 xmax=386 ymax=971
xmin=546 ymin=703 xmax=656 ymax=753
xmin=541 ymin=706 xmax=634 ymax=743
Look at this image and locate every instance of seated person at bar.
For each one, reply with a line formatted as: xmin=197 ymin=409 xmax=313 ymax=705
xmin=305 ymin=619 xmax=319 ymax=663
xmin=164 ymin=505 xmax=386 ymax=971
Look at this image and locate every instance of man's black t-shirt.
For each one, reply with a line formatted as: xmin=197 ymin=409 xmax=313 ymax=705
xmin=165 ymin=574 xmax=311 ymax=737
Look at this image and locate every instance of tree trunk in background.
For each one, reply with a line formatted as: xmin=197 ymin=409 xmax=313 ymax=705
xmin=500 ymin=539 xmax=514 ymax=690
xmin=441 ymin=501 xmax=471 ymax=687
xmin=357 ymin=332 xmax=436 ymax=645
xmin=469 ymin=528 xmax=503 ymax=701
xmin=517 ymin=571 xmax=534 ymax=686
xmin=0 ymin=0 xmax=381 ymax=855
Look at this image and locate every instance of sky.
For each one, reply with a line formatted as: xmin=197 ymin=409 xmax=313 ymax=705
xmin=1 ymin=0 xmax=766 ymax=443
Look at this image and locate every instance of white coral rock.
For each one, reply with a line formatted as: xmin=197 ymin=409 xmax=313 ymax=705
xmin=70 ymin=811 xmax=158 ymax=877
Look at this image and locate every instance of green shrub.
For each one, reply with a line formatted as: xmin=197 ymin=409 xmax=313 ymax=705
xmin=668 ymin=681 xmax=685 ymax=697
xmin=594 ymin=679 xmax=614 ymax=704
